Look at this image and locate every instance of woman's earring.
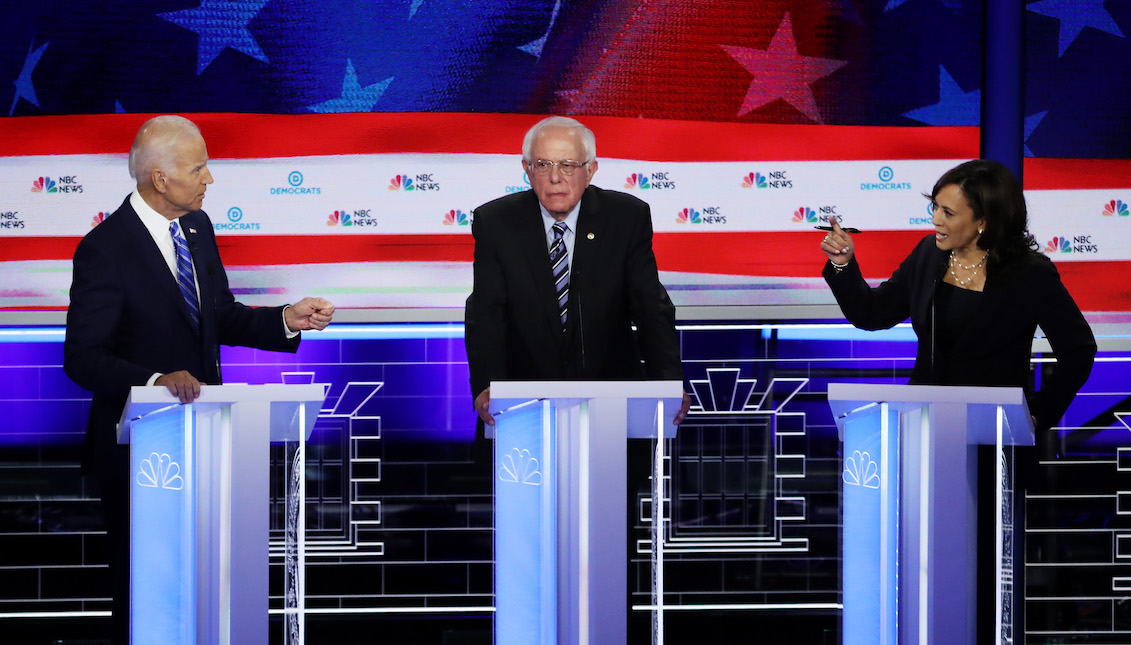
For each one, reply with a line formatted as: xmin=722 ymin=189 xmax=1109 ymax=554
xmin=978 ymin=228 xmax=984 ymax=235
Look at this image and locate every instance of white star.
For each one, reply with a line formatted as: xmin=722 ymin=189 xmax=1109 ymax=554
xmin=10 ymin=40 xmax=50 ymax=115
xmin=159 ymin=0 xmax=271 ymax=74
xmin=308 ymin=60 xmax=394 ymax=113
xmin=1029 ymin=0 xmax=1125 ymax=56
xmin=518 ymin=0 xmax=562 ymax=59
xmin=721 ymin=13 xmax=848 ymax=123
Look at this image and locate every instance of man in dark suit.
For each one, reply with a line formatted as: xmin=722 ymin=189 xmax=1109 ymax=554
xmin=63 ymin=115 xmax=334 ymax=643
xmin=465 ymin=116 xmax=689 ymax=427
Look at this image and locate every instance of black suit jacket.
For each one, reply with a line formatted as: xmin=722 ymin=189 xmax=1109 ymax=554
xmin=64 ymin=196 xmax=299 ymax=485
xmin=465 ymin=185 xmax=683 ymax=400
xmin=823 ymin=234 xmax=1096 ymax=430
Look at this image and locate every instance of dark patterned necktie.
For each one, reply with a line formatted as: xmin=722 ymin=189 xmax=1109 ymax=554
xmin=170 ymin=220 xmax=199 ymax=329
xmin=550 ymin=221 xmax=569 ymax=330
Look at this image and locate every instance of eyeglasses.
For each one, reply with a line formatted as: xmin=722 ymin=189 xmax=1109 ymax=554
xmin=528 ymin=159 xmax=590 ymax=176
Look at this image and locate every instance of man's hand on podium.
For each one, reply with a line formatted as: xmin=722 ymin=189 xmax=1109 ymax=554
xmin=674 ymin=391 xmax=691 ymax=425
xmin=477 ymin=386 xmax=688 ymax=427
xmin=475 ymin=387 xmax=495 ymax=426
xmin=156 ymin=370 xmax=202 ymax=404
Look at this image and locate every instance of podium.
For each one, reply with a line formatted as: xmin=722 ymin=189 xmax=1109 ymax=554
xmin=117 ymin=383 xmax=327 ymax=645
xmin=488 ymin=380 xmax=684 ymax=645
xmin=826 ymin=384 xmax=1035 ymax=645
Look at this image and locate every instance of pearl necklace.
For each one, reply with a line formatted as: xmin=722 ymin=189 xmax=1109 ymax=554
xmin=949 ymin=252 xmax=986 ymax=287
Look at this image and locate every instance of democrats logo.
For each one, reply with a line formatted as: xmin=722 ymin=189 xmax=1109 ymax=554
xmin=271 ymin=170 xmax=321 ymax=195
xmin=676 ymin=207 xmax=725 ymax=225
xmin=504 ymin=173 xmax=531 ymax=194
xmin=745 ymin=170 xmax=792 ymax=189
xmin=861 ymin=166 xmax=912 ymax=191
xmin=31 ymin=175 xmax=84 ymax=194
xmin=328 ymin=208 xmax=376 ymax=227
xmin=443 ymin=209 xmax=469 ymax=226
xmin=1103 ymin=199 xmax=1129 ymax=217
xmin=909 ymin=201 xmax=934 ymax=226
xmin=0 ymin=210 xmax=25 ymax=229
xmin=389 ymin=173 xmax=441 ymax=191
xmin=214 ymin=206 xmax=260 ymax=231
xmin=91 ymin=211 xmax=108 ymax=227
xmin=1045 ymin=235 xmax=1098 ymax=254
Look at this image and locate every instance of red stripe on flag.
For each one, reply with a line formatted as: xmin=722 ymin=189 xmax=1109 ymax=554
xmin=653 ymin=231 xmax=1128 ymax=312
xmin=214 ymin=234 xmax=475 ymax=265
xmin=653 ymin=230 xmax=928 ymax=278
xmin=1024 ymin=158 xmax=1131 ymax=190
xmin=0 ymin=113 xmax=978 ymax=162
xmin=1 ymin=237 xmax=81 ymax=262
xmin=0 ymin=234 xmax=474 ymax=264
xmin=6 ymin=231 xmax=1122 ymax=312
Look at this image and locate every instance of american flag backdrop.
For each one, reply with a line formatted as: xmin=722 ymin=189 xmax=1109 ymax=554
xmin=1 ymin=0 xmax=1129 ymax=312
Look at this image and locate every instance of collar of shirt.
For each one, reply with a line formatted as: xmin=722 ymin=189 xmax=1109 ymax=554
xmin=130 ymin=190 xmax=184 ymax=276
xmin=539 ymin=198 xmax=581 ymax=262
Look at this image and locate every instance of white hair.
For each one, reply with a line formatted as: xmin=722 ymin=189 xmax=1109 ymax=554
xmin=521 ymin=116 xmax=596 ymax=162
xmin=128 ymin=115 xmax=202 ymax=183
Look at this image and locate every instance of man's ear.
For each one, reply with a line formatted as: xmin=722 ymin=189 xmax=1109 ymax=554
xmin=151 ymin=168 xmax=166 ymax=194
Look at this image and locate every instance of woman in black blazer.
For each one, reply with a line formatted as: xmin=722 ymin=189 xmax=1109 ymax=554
xmin=820 ymin=159 xmax=1096 ymax=437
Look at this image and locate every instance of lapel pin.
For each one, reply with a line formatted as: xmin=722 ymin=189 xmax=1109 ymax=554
xmin=587 ymin=232 xmax=595 ymax=240
xmin=188 ymin=227 xmax=197 ymax=234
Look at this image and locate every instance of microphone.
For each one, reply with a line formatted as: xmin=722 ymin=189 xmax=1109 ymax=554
xmin=204 ymin=262 xmax=221 ymax=382
xmin=575 ymin=269 xmax=586 ymax=372
xmin=186 ymin=227 xmax=198 ymax=252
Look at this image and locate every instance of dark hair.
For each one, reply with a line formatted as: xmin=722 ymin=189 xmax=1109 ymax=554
xmin=928 ymin=159 xmax=1037 ymax=272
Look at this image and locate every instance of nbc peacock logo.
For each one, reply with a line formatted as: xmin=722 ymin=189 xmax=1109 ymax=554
xmin=792 ymin=206 xmax=817 ymax=224
xmin=442 ymin=209 xmax=469 ymax=226
xmin=327 ymin=210 xmax=352 ymax=226
xmin=741 ymin=172 xmax=767 ymax=188
xmin=32 ymin=177 xmax=57 ymax=193
xmin=1102 ymin=199 xmax=1129 ymax=217
xmin=1045 ymin=236 xmax=1071 ymax=253
xmin=91 ymin=212 xmax=107 ymax=227
xmin=675 ymin=208 xmax=701 ymax=224
xmin=624 ymin=173 xmax=650 ymax=190
xmin=388 ymin=175 xmax=415 ymax=191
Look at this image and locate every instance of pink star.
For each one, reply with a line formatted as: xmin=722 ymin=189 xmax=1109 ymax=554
xmin=720 ymin=13 xmax=848 ymax=123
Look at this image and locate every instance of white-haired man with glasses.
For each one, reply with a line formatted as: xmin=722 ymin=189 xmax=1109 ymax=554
xmin=465 ymin=116 xmax=690 ymax=431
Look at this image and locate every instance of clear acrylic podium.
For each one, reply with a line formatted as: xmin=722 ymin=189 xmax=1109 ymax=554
xmin=826 ymin=383 xmax=1035 ymax=645
xmin=488 ymin=380 xmax=684 ymax=645
xmin=117 ymin=383 xmax=327 ymax=645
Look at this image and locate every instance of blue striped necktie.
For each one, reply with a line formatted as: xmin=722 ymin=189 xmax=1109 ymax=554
xmin=170 ymin=220 xmax=200 ymax=329
xmin=550 ymin=221 xmax=569 ymax=330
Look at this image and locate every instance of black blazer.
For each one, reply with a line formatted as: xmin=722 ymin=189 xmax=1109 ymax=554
xmin=823 ymin=234 xmax=1096 ymax=431
xmin=465 ymin=185 xmax=683 ymax=399
xmin=64 ymin=197 xmax=299 ymax=483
